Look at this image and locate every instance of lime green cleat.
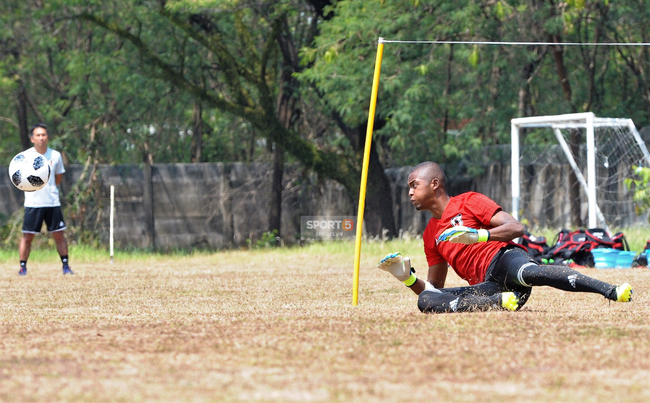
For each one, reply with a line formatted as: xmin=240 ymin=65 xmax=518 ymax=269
xmin=615 ymin=283 xmax=633 ymax=302
xmin=501 ymin=292 xmax=519 ymax=311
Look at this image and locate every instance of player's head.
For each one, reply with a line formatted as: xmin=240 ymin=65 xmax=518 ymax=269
xmin=410 ymin=161 xmax=446 ymax=189
xmin=29 ymin=123 xmax=48 ymax=138
xmin=29 ymin=123 xmax=49 ymax=149
xmin=407 ymin=161 xmax=447 ymax=212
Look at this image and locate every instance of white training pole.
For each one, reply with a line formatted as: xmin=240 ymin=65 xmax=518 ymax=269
xmin=110 ymin=185 xmax=114 ymax=263
xmin=585 ymin=113 xmax=597 ymax=228
xmin=510 ymin=121 xmax=520 ymax=221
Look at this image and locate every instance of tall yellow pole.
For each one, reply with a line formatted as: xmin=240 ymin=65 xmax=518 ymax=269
xmin=352 ymin=38 xmax=385 ymax=306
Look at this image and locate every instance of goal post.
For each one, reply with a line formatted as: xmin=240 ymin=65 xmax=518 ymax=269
xmin=511 ymin=112 xmax=650 ymax=231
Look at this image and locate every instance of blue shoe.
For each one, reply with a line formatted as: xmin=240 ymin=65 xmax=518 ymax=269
xmin=19 ymin=267 xmax=27 ymax=276
xmin=63 ymin=266 xmax=74 ymax=275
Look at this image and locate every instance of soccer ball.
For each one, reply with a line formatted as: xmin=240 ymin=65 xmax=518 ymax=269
xmin=8 ymin=151 xmax=51 ymax=192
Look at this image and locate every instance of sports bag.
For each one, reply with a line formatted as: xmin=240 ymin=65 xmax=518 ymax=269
xmin=632 ymin=240 xmax=650 ymax=267
xmin=519 ymin=231 xmax=550 ymax=264
xmin=540 ymin=228 xmax=629 ymax=267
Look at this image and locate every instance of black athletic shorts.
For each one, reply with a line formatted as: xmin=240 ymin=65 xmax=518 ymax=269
xmin=437 ymin=245 xmax=533 ymax=308
xmin=22 ymin=207 xmax=67 ymax=233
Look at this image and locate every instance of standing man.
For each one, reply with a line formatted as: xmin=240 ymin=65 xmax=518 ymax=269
xmin=377 ymin=161 xmax=632 ymax=313
xmin=19 ymin=123 xmax=73 ymax=276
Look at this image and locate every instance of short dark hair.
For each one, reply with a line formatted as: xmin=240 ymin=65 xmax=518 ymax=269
xmin=29 ymin=123 xmax=48 ymax=137
xmin=410 ymin=161 xmax=447 ymax=190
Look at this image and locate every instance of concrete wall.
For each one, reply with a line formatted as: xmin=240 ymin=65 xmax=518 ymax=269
xmin=0 ymin=161 xmax=644 ymax=250
xmin=0 ymin=163 xmax=357 ymax=249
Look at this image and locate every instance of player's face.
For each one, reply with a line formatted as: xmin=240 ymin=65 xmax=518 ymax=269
xmin=407 ymin=173 xmax=434 ymax=211
xmin=30 ymin=127 xmax=49 ymax=149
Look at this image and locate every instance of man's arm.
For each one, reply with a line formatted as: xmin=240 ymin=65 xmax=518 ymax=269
xmin=487 ymin=211 xmax=525 ymax=242
xmin=438 ymin=211 xmax=525 ymax=245
xmin=427 ymin=262 xmax=448 ymax=288
xmin=55 ymin=173 xmax=63 ymax=186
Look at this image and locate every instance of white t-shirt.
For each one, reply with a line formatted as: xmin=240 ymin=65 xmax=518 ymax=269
xmin=23 ymin=147 xmax=66 ymax=208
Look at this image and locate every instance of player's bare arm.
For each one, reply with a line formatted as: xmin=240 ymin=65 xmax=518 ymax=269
xmin=427 ymin=262 xmax=448 ymax=288
xmin=487 ymin=210 xmax=525 ymax=242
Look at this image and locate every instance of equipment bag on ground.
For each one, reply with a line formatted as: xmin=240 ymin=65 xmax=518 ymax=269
xmin=519 ymin=231 xmax=551 ymax=264
xmin=540 ymin=228 xmax=629 ymax=267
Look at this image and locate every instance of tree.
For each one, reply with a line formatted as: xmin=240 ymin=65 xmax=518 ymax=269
xmin=74 ymin=0 xmax=398 ymax=237
xmin=302 ymin=0 xmax=650 ymax=228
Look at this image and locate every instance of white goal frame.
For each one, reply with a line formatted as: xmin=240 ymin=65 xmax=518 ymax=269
xmin=511 ymin=112 xmax=650 ymax=230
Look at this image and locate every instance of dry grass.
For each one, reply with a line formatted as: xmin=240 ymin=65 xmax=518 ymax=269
xmin=1 ymin=241 xmax=649 ymax=402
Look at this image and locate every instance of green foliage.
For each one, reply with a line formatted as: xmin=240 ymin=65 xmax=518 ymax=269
xmin=4 ymin=0 xmax=650 ymax=173
xmin=625 ymin=166 xmax=650 ymax=221
xmin=300 ymin=0 xmax=650 ymax=170
xmin=247 ymin=229 xmax=281 ymax=249
xmin=4 ymin=0 xmax=650 ymax=245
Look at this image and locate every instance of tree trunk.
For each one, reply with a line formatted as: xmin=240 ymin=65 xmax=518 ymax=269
xmin=551 ymin=37 xmax=582 ymax=227
xmin=364 ymin=142 xmax=398 ymax=238
xmin=336 ymin=119 xmax=397 ymax=238
xmin=517 ymin=50 xmax=541 ymax=118
xmin=269 ymin=17 xmax=302 ymax=237
xmin=191 ymin=101 xmax=203 ymax=163
xmin=17 ymin=81 xmax=30 ymax=150
xmin=268 ymin=144 xmax=284 ymax=235
xmin=442 ymin=44 xmax=454 ymax=143
xmin=143 ymin=153 xmax=155 ymax=249
xmin=267 ymin=78 xmax=292 ymax=236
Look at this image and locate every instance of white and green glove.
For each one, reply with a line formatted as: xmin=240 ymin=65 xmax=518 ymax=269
xmin=377 ymin=252 xmax=416 ymax=286
xmin=438 ymin=226 xmax=490 ymax=244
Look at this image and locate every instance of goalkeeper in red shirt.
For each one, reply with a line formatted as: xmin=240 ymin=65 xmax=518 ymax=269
xmin=377 ymin=161 xmax=633 ymax=313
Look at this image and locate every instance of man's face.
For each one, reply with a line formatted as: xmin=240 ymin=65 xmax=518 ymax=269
xmin=407 ymin=171 xmax=434 ymax=211
xmin=30 ymin=127 xmax=49 ymax=148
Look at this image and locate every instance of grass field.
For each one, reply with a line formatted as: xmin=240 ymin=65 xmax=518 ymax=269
xmin=1 ymin=239 xmax=649 ymax=402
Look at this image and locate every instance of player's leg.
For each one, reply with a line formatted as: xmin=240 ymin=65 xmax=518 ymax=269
xmin=19 ymin=233 xmax=35 ymax=276
xmin=417 ymin=289 xmax=521 ymax=313
xmin=377 ymin=253 xmax=521 ymax=312
xmin=439 ymin=281 xmax=532 ymax=310
xmin=46 ymin=207 xmax=73 ymax=275
xmin=19 ymin=207 xmax=44 ymax=276
xmin=51 ymin=230 xmax=73 ymax=274
xmin=488 ymin=247 xmax=632 ymax=302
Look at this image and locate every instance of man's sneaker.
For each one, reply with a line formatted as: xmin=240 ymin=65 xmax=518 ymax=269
xmin=501 ymin=291 xmax=520 ymax=311
xmin=614 ymin=283 xmax=633 ymax=302
xmin=18 ymin=267 xmax=27 ymax=276
xmin=63 ymin=266 xmax=74 ymax=275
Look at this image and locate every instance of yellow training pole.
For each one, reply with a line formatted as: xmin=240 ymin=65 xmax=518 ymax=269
xmin=352 ymin=38 xmax=385 ymax=306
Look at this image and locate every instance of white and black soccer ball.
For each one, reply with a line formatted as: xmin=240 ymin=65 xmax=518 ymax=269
xmin=8 ymin=151 xmax=51 ymax=192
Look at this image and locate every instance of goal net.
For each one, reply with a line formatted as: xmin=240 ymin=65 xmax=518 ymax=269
xmin=511 ymin=113 xmax=650 ymax=231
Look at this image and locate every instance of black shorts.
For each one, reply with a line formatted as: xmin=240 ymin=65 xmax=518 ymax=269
xmin=22 ymin=207 xmax=67 ymax=233
xmin=484 ymin=246 xmax=536 ymax=290
xmin=437 ymin=245 xmax=533 ymax=308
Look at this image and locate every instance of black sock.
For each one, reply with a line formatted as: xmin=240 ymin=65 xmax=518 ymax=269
xmin=520 ymin=264 xmax=613 ymax=297
xmin=20 ymin=260 xmax=27 ymax=268
xmin=61 ymin=255 xmax=69 ymax=267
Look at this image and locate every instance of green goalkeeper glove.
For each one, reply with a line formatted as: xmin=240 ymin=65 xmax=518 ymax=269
xmin=377 ymin=252 xmax=416 ymax=286
xmin=438 ymin=226 xmax=490 ymax=244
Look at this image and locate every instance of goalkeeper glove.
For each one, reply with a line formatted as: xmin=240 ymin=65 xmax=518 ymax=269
xmin=377 ymin=252 xmax=417 ymax=286
xmin=438 ymin=226 xmax=490 ymax=244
